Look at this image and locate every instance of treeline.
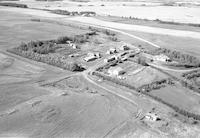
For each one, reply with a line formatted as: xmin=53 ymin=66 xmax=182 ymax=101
xmin=122 ymin=15 xmax=200 ymax=28
xmin=6 ymin=34 xmax=94 ymax=71
xmin=51 ymin=10 xmax=96 ymax=16
xmin=148 ymin=48 xmax=200 ymax=68
xmin=35 ymin=0 xmax=62 ymax=1
xmin=150 ymin=65 xmax=200 ymax=94
xmin=88 ymin=26 xmax=118 ymax=41
xmin=137 ymin=78 xmax=174 ymax=93
xmin=51 ymin=10 xmax=75 ymax=16
xmin=182 ymin=70 xmax=200 ymax=80
xmin=133 ymin=56 xmax=149 ymax=66
xmin=17 ymin=32 xmax=96 ymax=54
xmin=155 ymin=19 xmax=200 ymax=28
xmin=0 ymin=2 xmax=28 ymax=8
xmin=92 ymin=71 xmax=200 ymax=121
xmin=8 ymin=48 xmax=84 ymax=71
xmin=88 ymin=26 xmax=116 ymax=36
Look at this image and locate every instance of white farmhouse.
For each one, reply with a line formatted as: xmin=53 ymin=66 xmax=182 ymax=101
xmin=153 ymin=54 xmax=171 ymax=62
xmin=108 ymin=67 xmax=125 ymax=76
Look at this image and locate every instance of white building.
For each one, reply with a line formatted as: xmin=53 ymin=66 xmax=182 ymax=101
xmin=106 ymin=48 xmax=117 ymax=54
xmin=108 ymin=67 xmax=125 ymax=76
xmin=145 ymin=113 xmax=160 ymax=121
xmin=84 ymin=52 xmax=101 ymax=62
xmin=84 ymin=55 xmax=96 ymax=62
xmin=153 ymin=54 xmax=171 ymax=62
xmin=104 ymin=55 xmax=119 ymax=63
xmin=72 ymin=44 xmax=77 ymax=49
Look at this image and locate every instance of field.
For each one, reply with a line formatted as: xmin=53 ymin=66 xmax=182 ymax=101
xmin=0 ymin=75 xmax=142 ymax=137
xmin=12 ymin=0 xmax=200 ymax=24
xmin=124 ymin=30 xmax=200 ymax=58
xmin=95 ymin=15 xmax=200 ymax=32
xmin=150 ymin=85 xmax=200 ymax=114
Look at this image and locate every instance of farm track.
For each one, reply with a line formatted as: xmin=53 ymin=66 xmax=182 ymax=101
xmin=82 ymin=71 xmax=138 ymax=107
xmin=148 ymin=62 xmax=200 ymax=72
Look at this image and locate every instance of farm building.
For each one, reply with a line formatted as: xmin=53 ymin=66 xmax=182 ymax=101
xmin=66 ymin=40 xmax=72 ymax=44
xmin=95 ymin=52 xmax=101 ymax=58
xmin=104 ymin=55 xmax=118 ymax=63
xmin=84 ymin=54 xmax=96 ymax=62
xmin=145 ymin=112 xmax=160 ymax=121
xmin=106 ymin=48 xmax=117 ymax=54
xmin=108 ymin=67 xmax=125 ymax=76
xmin=153 ymin=54 xmax=171 ymax=62
xmin=84 ymin=52 xmax=101 ymax=62
xmin=80 ymin=11 xmax=96 ymax=16
xmin=120 ymin=45 xmax=129 ymax=51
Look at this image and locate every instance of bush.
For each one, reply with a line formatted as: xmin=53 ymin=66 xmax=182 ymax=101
xmin=135 ymin=56 xmax=148 ymax=66
xmin=182 ymin=70 xmax=200 ymax=80
xmin=56 ymin=36 xmax=71 ymax=44
xmin=137 ymin=78 xmax=174 ymax=93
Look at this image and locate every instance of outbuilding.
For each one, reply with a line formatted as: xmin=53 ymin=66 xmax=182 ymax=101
xmin=145 ymin=112 xmax=160 ymax=121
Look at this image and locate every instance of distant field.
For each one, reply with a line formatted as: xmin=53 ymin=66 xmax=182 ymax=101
xmin=0 ymin=10 xmax=88 ymax=51
xmin=6 ymin=0 xmax=200 ymax=24
xmin=122 ymin=30 xmax=200 ymax=58
xmin=95 ymin=16 xmax=200 ymax=33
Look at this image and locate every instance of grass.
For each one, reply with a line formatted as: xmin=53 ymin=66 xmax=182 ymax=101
xmin=0 ymin=84 xmax=48 ymax=112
